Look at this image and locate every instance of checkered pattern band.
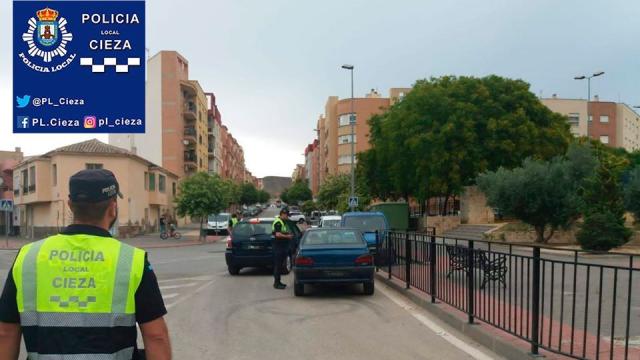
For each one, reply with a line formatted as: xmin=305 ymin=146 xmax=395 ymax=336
xmin=79 ymin=57 xmax=141 ymax=73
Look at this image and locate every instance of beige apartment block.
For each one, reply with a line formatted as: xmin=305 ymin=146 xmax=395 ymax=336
xmin=110 ymin=51 xmax=210 ymax=178
xmin=542 ymin=96 xmax=640 ymax=151
xmin=317 ymin=88 xmax=411 ymax=185
xmin=13 ymin=139 xmax=179 ymax=239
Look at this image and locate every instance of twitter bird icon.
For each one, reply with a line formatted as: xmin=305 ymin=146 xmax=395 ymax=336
xmin=16 ymin=95 xmax=31 ymax=108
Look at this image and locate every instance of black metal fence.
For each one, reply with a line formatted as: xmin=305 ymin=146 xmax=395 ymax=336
xmin=378 ymin=231 xmax=640 ymax=360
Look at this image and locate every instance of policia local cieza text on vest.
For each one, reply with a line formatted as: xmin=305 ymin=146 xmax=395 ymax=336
xmin=13 ymin=233 xmax=145 ymax=359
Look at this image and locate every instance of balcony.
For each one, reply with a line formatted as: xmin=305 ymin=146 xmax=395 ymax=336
xmin=183 ymin=102 xmax=197 ymax=121
xmin=184 ymin=127 xmax=197 ymax=144
xmin=184 ymin=152 xmax=197 ymax=169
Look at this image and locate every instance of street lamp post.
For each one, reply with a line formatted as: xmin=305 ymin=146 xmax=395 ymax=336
xmin=574 ymin=71 xmax=605 ymax=138
xmin=341 ymin=64 xmax=356 ymax=211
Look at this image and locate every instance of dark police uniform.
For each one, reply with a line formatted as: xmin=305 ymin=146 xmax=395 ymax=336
xmin=272 ymin=216 xmax=290 ymax=287
xmin=0 ymin=169 xmax=166 ymax=359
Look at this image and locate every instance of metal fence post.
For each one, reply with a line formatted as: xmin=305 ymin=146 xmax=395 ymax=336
xmin=405 ymin=232 xmax=411 ymax=289
xmin=430 ymin=230 xmax=436 ymax=303
xmin=467 ymin=240 xmax=475 ymax=324
xmin=388 ymin=233 xmax=392 ymax=279
xmin=531 ymin=247 xmax=541 ymax=355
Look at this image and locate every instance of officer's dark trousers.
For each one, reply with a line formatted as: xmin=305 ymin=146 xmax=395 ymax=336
xmin=273 ymin=243 xmax=288 ymax=285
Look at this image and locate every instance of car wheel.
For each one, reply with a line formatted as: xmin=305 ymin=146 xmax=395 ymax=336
xmin=294 ymin=282 xmax=304 ymax=296
xmin=228 ymin=266 xmax=241 ymax=275
xmin=282 ymin=254 xmax=292 ymax=275
xmin=363 ymin=281 xmax=374 ymax=295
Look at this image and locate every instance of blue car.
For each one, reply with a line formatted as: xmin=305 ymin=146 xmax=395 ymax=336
xmin=293 ymin=228 xmax=375 ymax=296
xmin=340 ymin=212 xmax=388 ymax=253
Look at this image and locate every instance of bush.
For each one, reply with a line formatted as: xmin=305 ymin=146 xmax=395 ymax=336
xmin=577 ymin=211 xmax=632 ymax=251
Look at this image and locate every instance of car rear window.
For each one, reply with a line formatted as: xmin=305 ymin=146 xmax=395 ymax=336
xmin=303 ymin=230 xmax=363 ymax=246
xmin=343 ymin=216 xmax=385 ymax=233
xmin=322 ymin=220 xmax=340 ymax=228
xmin=233 ymin=222 xmax=272 ymax=237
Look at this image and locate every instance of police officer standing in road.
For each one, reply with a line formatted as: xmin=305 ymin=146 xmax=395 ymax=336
xmin=0 ymin=169 xmax=171 ymax=360
xmin=272 ymin=208 xmax=293 ymax=289
xmin=228 ymin=213 xmax=239 ymax=234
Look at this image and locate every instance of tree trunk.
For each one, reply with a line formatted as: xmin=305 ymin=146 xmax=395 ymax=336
xmin=442 ymin=194 xmax=451 ymax=216
xmin=534 ymin=225 xmax=545 ymax=243
xmin=199 ymin=216 xmax=204 ymax=243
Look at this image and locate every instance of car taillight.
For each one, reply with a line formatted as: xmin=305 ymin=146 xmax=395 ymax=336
xmin=295 ymin=256 xmax=314 ymax=266
xmin=355 ymin=254 xmax=373 ymax=266
xmin=226 ymin=235 xmax=233 ymax=249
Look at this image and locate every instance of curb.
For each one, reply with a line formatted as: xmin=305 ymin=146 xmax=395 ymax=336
xmin=375 ymin=272 xmax=540 ymax=360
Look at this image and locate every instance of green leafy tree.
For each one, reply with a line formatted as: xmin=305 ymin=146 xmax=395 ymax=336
xmin=624 ymin=166 xmax=640 ymax=222
xmin=359 ymin=75 xmax=571 ymax=213
xmin=578 ymin=152 xmax=632 ymax=251
xmin=239 ymin=182 xmax=259 ymax=206
xmin=301 ymin=200 xmax=318 ymax=215
xmin=175 ymin=173 xmax=232 ymax=241
xmin=257 ymin=190 xmax=271 ymax=204
xmin=318 ymin=174 xmax=370 ymax=212
xmin=281 ymin=179 xmax=312 ymax=206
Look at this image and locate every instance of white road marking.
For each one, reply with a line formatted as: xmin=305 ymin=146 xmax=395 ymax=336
xmin=159 ymin=282 xmax=198 ymax=290
xmin=165 ymin=280 xmax=216 ymax=310
xmin=157 ymin=275 xmax=215 ymax=283
xmin=162 ymin=293 xmax=179 ymax=300
xmin=378 ymin=283 xmax=498 ymax=360
xmin=153 ymin=255 xmax=221 ymax=265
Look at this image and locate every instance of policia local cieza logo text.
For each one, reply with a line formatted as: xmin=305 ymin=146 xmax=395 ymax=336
xmin=19 ymin=8 xmax=140 ymax=73
xmin=49 ymin=249 xmax=105 ymax=289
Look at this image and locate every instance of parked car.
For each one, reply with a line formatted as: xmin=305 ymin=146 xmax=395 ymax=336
xmin=319 ymin=215 xmax=341 ymax=228
xmin=293 ymin=228 xmax=375 ymax=296
xmin=289 ymin=210 xmax=306 ymax=224
xmin=340 ymin=212 xmax=388 ymax=254
xmin=225 ymin=217 xmax=304 ymax=275
xmin=207 ymin=213 xmax=231 ymax=235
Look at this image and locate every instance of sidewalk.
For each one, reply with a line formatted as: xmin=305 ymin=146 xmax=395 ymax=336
xmin=0 ymin=226 xmax=224 ymax=250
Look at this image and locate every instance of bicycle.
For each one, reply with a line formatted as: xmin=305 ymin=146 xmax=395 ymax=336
xmin=160 ymin=230 xmax=182 ymax=240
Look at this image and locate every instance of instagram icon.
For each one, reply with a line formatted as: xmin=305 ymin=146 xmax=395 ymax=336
xmin=84 ymin=116 xmax=97 ymax=129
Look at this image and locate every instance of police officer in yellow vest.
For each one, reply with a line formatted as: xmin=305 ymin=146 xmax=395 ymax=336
xmin=227 ymin=213 xmax=239 ymax=234
xmin=0 ymin=169 xmax=172 ymax=360
xmin=272 ymin=209 xmax=293 ymax=290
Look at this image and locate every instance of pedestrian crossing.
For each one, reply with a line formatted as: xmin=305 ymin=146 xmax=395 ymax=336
xmin=158 ymin=275 xmax=218 ymax=309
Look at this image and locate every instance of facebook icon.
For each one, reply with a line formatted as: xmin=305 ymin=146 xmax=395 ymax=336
xmin=16 ymin=116 xmax=29 ymax=129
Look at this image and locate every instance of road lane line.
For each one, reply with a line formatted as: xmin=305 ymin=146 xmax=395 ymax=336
xmin=159 ymin=282 xmax=198 ymax=290
xmin=153 ymin=255 xmax=221 ymax=265
xmin=165 ymin=280 xmax=215 ymax=310
xmin=162 ymin=293 xmax=179 ymax=300
xmin=157 ymin=275 xmax=215 ymax=283
xmin=378 ymin=283 xmax=497 ymax=360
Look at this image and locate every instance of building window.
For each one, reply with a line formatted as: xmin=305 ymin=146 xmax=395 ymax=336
xmin=149 ymin=173 xmax=156 ymax=191
xmin=600 ymin=115 xmax=609 ymax=123
xmin=159 ymin=175 xmax=166 ymax=193
xmin=144 ymin=172 xmax=149 ymax=190
xmin=338 ymin=155 xmax=356 ymax=165
xmin=28 ymin=166 xmax=36 ymax=192
xmin=52 ymin=164 xmax=57 ymax=186
xmin=21 ymin=169 xmax=28 ymax=194
xmin=172 ymin=182 xmax=177 ymax=196
xmin=589 ymin=115 xmax=593 ymax=123
xmin=338 ymin=134 xmax=357 ymax=144
xmin=86 ymin=163 xmax=103 ymax=170
xmin=339 ymin=113 xmax=356 ymax=127
xmin=600 ymin=135 xmax=609 ymax=144
xmin=567 ymin=113 xmax=580 ymax=127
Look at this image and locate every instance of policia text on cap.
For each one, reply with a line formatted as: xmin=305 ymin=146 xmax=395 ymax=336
xmin=0 ymin=169 xmax=172 ymax=360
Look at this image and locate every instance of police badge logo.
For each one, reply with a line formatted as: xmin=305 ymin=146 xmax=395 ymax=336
xmin=20 ymin=7 xmax=74 ymax=69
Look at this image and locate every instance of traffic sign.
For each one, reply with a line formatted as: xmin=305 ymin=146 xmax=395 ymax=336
xmin=348 ymin=196 xmax=358 ymax=208
xmin=13 ymin=0 xmax=146 ymax=134
xmin=0 ymin=200 xmax=14 ymax=212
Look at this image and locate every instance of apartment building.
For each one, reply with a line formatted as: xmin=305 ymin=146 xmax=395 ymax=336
xmin=206 ymin=92 xmax=223 ymax=175
xmin=304 ymin=140 xmax=320 ymax=195
xmin=542 ymin=96 xmax=640 ymax=151
xmin=12 ymin=139 xmax=179 ymax=239
xmin=110 ymin=51 xmax=209 ymax=177
xmin=292 ymin=164 xmax=305 ymax=182
xmin=0 ymin=148 xmax=24 ymax=234
xmin=317 ymin=88 xmax=411 ymax=185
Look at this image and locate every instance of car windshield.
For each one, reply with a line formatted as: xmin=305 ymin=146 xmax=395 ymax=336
xmin=232 ymin=222 xmax=272 ymax=236
xmin=302 ymin=230 xmax=362 ymax=246
xmin=208 ymin=214 xmax=229 ymax=222
xmin=343 ymin=216 xmax=385 ymax=233
xmin=322 ymin=220 xmax=341 ymax=228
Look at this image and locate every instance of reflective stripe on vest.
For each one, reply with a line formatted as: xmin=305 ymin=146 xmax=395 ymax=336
xmin=28 ymin=346 xmax=134 ymax=360
xmin=271 ymin=217 xmax=288 ymax=233
xmin=13 ymin=234 xmax=145 ymax=356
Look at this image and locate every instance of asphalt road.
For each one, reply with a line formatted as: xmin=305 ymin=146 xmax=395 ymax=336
xmin=0 ymin=214 xmax=504 ymax=359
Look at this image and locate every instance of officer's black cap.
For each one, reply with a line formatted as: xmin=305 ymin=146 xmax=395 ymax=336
xmin=280 ymin=208 xmax=290 ymax=215
xmin=69 ymin=169 xmax=123 ymax=203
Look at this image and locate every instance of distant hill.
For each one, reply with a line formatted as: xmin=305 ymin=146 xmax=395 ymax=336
xmin=260 ymin=176 xmax=292 ymax=198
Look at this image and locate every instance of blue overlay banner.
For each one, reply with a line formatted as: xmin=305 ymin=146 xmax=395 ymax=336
xmin=13 ymin=0 xmax=145 ymax=133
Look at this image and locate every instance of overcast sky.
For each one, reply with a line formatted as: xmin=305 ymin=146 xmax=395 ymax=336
xmin=2 ymin=0 xmax=639 ymax=177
